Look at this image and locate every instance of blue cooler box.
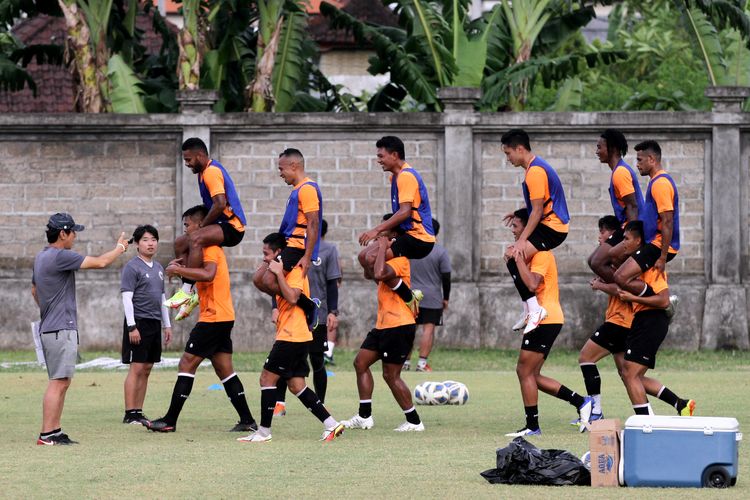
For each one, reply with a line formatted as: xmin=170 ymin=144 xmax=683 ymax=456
xmin=621 ymin=415 xmax=741 ymax=488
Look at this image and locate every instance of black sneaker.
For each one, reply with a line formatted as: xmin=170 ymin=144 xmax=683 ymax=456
xmin=298 ymin=295 xmax=321 ymax=330
xmin=37 ymin=433 xmax=78 ymax=446
xmin=323 ymin=354 xmax=335 ymax=366
xmin=146 ymin=418 xmax=176 ymax=433
xmin=123 ymin=413 xmax=150 ymax=426
xmin=229 ymin=421 xmax=258 ymax=432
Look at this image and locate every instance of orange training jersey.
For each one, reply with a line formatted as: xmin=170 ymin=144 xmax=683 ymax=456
xmin=648 ymin=171 xmax=677 ymax=253
xmin=394 ymin=167 xmax=436 ymax=243
xmin=632 ymin=267 xmax=669 ymax=315
xmin=376 ymin=257 xmax=416 ymax=329
xmin=611 ymin=165 xmax=636 ymax=215
xmin=529 ymin=251 xmax=564 ymax=325
xmin=525 ymin=163 xmax=569 ymax=233
xmin=605 ymin=295 xmax=633 ymax=328
xmin=200 ymin=164 xmax=245 ymax=232
xmin=275 ymin=267 xmax=313 ymax=342
xmin=287 ymin=178 xmax=320 ymax=251
xmin=197 ymin=246 xmax=235 ymax=323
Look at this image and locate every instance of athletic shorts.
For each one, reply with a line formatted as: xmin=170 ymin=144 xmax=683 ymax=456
xmin=416 ymin=307 xmax=443 ymax=326
xmin=590 ymin=321 xmax=628 ymax=354
xmin=391 ymin=233 xmax=434 ymax=260
xmin=604 ymin=227 xmax=625 ymax=247
xmin=264 ymin=340 xmax=310 ymax=378
xmin=520 ymin=323 xmax=562 ymax=359
xmin=218 ymin=221 xmax=244 ymax=248
xmin=41 ymin=329 xmax=78 ymax=380
xmin=625 ymin=310 xmax=668 ymax=369
xmin=632 ymin=243 xmax=677 ymax=272
xmin=528 ymin=223 xmax=567 ymax=251
xmin=279 ymin=247 xmax=305 ymax=272
xmin=121 ymin=317 xmax=162 ymax=364
xmin=185 ymin=321 xmax=234 ymax=359
xmin=360 ymin=324 xmax=416 ymax=364
xmin=309 ymin=324 xmax=328 ymax=353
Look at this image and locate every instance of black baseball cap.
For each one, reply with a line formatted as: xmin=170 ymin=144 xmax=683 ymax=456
xmin=47 ymin=213 xmax=85 ymax=232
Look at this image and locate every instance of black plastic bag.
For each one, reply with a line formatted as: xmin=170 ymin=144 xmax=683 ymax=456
xmin=480 ymin=437 xmax=591 ymax=486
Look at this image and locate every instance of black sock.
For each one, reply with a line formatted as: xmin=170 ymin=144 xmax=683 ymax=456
xmin=393 ymin=280 xmax=414 ymax=303
xmin=125 ymin=409 xmax=140 ymax=416
xmin=507 ymin=259 xmax=534 ymax=301
xmin=580 ymin=363 xmax=601 ymax=395
xmin=359 ymin=400 xmax=372 ymax=419
xmin=163 ymin=374 xmax=194 ymax=425
xmin=404 ymin=407 xmax=421 ymax=425
xmin=657 ymin=386 xmax=683 ymax=410
xmin=310 ymin=352 xmax=327 ymax=404
xmin=260 ymin=387 xmax=276 ymax=429
xmin=296 ymin=387 xmax=331 ymax=423
xmin=297 ymin=293 xmax=318 ymax=325
xmin=222 ymin=374 xmax=255 ymax=425
xmin=275 ymin=377 xmax=287 ymax=404
xmin=556 ymin=385 xmax=585 ymax=409
xmin=633 ymin=404 xmax=650 ymax=415
xmin=524 ymin=405 xmax=539 ymax=431
xmin=40 ymin=427 xmax=62 ymax=439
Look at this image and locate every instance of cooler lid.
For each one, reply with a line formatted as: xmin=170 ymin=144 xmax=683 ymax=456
xmin=625 ymin=415 xmax=739 ymax=433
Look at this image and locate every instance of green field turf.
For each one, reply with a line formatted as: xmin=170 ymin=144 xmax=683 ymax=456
xmin=1 ymin=349 xmax=748 ymax=498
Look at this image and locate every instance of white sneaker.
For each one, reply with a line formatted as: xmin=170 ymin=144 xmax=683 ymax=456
xmin=504 ymin=427 xmax=541 ymax=437
xmin=665 ymin=295 xmax=679 ymax=322
xmin=237 ymin=431 xmax=271 ymax=443
xmin=394 ymin=421 xmax=425 ymax=432
xmin=341 ymin=414 xmax=374 ymax=430
xmin=578 ymin=396 xmax=594 ymax=433
xmin=512 ymin=310 xmax=528 ymax=331
xmin=523 ymin=307 xmax=548 ymax=334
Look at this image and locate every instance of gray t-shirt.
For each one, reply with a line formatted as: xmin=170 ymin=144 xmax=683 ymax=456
xmin=32 ymin=247 xmax=85 ymax=333
xmin=309 ymin=240 xmax=342 ymax=321
xmin=409 ymin=243 xmax=451 ymax=309
xmin=121 ymin=256 xmax=166 ymax=321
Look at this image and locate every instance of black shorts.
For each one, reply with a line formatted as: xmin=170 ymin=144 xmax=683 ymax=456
xmin=121 ymin=318 xmax=162 ymax=364
xmin=360 ymin=324 xmax=416 ymax=364
xmin=632 ymin=243 xmax=677 ymax=272
xmin=185 ymin=321 xmax=234 ymax=359
xmin=604 ymin=227 xmax=625 ymax=246
xmin=528 ymin=224 xmax=567 ymax=251
xmin=390 ymin=233 xmax=434 ymax=260
xmin=218 ymin=221 xmax=244 ymax=248
xmin=264 ymin=341 xmax=310 ymax=378
xmin=309 ymin=324 xmax=328 ymax=353
xmin=590 ymin=321 xmax=629 ymax=354
xmin=279 ymin=247 xmax=305 ymax=272
xmin=625 ymin=310 xmax=669 ymax=369
xmin=416 ymin=307 xmax=443 ymax=326
xmin=520 ymin=323 xmax=562 ymax=359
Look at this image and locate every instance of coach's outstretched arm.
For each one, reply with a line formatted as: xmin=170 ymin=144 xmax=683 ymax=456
xmin=80 ymin=232 xmax=129 ymax=269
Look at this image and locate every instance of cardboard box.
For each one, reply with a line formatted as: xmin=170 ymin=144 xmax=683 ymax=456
xmin=589 ymin=419 xmax=621 ymax=487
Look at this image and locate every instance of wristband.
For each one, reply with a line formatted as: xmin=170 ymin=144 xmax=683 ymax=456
xmin=117 ymin=243 xmax=126 ymax=252
xmin=329 ymin=310 xmax=339 ymax=316
xmin=127 ymin=324 xmax=137 ymax=332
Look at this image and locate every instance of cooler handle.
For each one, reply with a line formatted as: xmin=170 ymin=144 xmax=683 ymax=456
xmin=704 ymin=427 xmax=714 ymax=436
xmin=737 ymin=432 xmax=743 ymax=442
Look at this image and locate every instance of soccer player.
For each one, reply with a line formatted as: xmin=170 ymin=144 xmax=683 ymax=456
xmin=614 ymin=140 xmax=679 ymax=295
xmin=504 ymin=209 xmax=593 ymax=437
xmin=164 ymin=137 xmax=247 ymax=320
xmin=146 ymin=206 xmax=256 ymax=433
xmin=273 ymin=219 xmax=341 ymax=415
xmin=588 ymin=129 xmax=644 ymax=283
xmin=239 ymin=233 xmax=344 ymax=443
xmin=254 ymin=148 xmax=321 ymax=327
xmin=121 ymin=225 xmax=172 ymax=426
xmin=403 ymin=218 xmax=451 ymax=372
xmin=33 ymin=213 xmax=129 ymax=445
xmin=616 ymin=221 xmax=695 ymax=416
xmin=342 ymin=215 xmax=424 ymax=432
xmin=501 ymin=129 xmax=570 ymax=334
xmin=357 ymin=136 xmax=434 ymax=315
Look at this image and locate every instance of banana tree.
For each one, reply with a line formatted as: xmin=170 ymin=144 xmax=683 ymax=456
xmin=177 ymin=0 xmax=202 ymax=90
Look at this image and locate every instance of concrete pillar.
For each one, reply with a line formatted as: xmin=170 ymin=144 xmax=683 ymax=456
xmin=701 ymin=86 xmax=750 ymax=349
xmin=176 ymin=90 xmax=218 ymax=231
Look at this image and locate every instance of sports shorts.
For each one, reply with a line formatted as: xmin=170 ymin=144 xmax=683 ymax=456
xmin=308 ymin=324 xmax=328 ymax=353
xmin=122 ymin=317 xmax=162 ymax=364
xmin=604 ymin=227 xmax=625 ymax=247
xmin=589 ymin=321 xmax=628 ymax=354
xmin=41 ymin=329 xmax=78 ymax=380
xmin=632 ymin=243 xmax=677 ymax=272
xmin=185 ymin=321 xmax=234 ymax=359
xmin=218 ymin=221 xmax=244 ymax=248
xmin=528 ymin=223 xmax=567 ymax=251
xmin=360 ymin=324 xmax=416 ymax=364
xmin=416 ymin=307 xmax=443 ymax=326
xmin=390 ymin=233 xmax=434 ymax=260
xmin=279 ymin=247 xmax=305 ymax=272
xmin=264 ymin=340 xmax=310 ymax=378
xmin=520 ymin=323 xmax=562 ymax=359
xmin=625 ymin=309 xmax=669 ymax=369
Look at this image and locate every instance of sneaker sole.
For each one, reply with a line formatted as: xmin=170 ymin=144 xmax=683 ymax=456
xmin=147 ymin=426 xmax=175 ymax=433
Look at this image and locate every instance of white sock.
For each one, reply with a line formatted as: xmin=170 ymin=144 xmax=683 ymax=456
xmin=592 ymin=394 xmax=602 ymax=414
xmin=526 ymin=296 xmax=540 ymax=313
xmin=258 ymin=426 xmax=271 ymax=437
xmin=325 ymin=342 xmax=335 ymax=357
xmin=181 ymin=283 xmax=193 ymax=294
xmin=323 ymin=417 xmax=338 ymax=430
xmin=646 ymin=403 xmax=654 ymax=415
xmin=523 ymin=301 xmax=529 ymax=314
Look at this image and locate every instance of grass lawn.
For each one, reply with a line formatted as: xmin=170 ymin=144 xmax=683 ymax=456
xmin=1 ymin=349 xmax=748 ymax=498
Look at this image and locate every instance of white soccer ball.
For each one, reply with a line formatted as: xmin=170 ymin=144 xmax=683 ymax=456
xmin=581 ymin=451 xmax=591 ymax=471
xmin=447 ymin=382 xmax=470 ymax=405
xmin=430 ymin=382 xmax=451 ymax=405
xmin=413 ymin=383 xmax=429 ymax=405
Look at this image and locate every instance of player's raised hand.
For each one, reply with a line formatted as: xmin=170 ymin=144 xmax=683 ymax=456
xmin=116 ymin=232 xmax=129 ymax=252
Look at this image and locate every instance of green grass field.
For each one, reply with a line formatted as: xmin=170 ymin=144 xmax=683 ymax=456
xmin=1 ymin=349 xmax=748 ymax=499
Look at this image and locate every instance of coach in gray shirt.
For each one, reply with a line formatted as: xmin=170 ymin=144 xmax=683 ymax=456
xmin=32 ymin=213 xmax=129 ymax=446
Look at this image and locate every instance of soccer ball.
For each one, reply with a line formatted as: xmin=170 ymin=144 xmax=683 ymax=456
xmin=413 ymin=383 xmax=429 ymax=405
xmin=581 ymin=451 xmax=591 ymax=471
xmin=430 ymin=382 xmax=450 ymax=405
xmin=446 ymin=382 xmax=470 ymax=405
